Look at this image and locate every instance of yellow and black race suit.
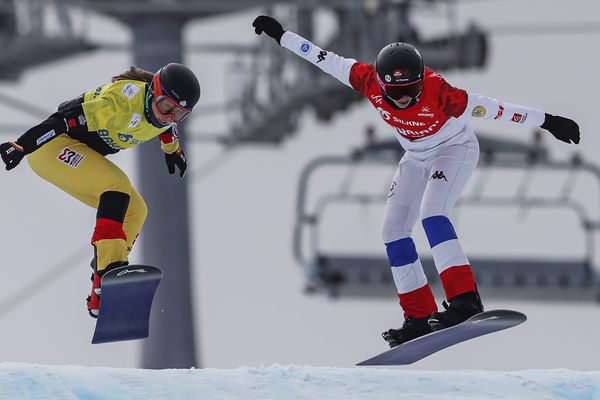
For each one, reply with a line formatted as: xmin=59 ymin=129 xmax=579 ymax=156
xmin=16 ymin=79 xmax=181 ymax=272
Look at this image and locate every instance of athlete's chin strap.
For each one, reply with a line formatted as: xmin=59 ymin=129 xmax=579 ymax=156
xmin=144 ymin=83 xmax=170 ymax=128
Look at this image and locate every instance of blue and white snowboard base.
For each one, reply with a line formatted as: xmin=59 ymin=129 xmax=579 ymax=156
xmin=92 ymin=265 xmax=162 ymax=344
xmin=357 ymin=309 xmax=526 ymax=366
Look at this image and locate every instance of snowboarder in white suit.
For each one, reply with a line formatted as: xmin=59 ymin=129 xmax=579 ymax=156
xmin=253 ymin=15 xmax=580 ymax=347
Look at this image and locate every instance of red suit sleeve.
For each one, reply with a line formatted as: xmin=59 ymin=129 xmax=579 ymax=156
xmin=437 ymin=79 xmax=468 ymax=118
xmin=349 ymin=62 xmax=376 ymax=95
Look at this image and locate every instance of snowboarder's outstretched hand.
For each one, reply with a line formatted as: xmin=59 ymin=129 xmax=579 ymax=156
xmin=165 ymin=148 xmax=187 ymax=177
xmin=0 ymin=141 xmax=25 ymax=171
xmin=253 ymin=15 xmax=285 ymax=45
xmin=541 ymin=114 xmax=580 ymax=144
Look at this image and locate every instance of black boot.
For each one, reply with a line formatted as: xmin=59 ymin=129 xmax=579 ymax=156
xmin=382 ymin=316 xmax=432 ymax=348
xmin=428 ymin=291 xmax=483 ymax=331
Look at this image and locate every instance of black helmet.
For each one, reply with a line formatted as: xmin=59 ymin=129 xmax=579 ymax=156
xmin=375 ymin=43 xmax=424 ymax=104
xmin=152 ymin=63 xmax=201 ymax=112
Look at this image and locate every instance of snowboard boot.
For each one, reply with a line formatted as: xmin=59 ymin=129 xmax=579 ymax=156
xmin=382 ymin=316 xmax=433 ymax=348
xmin=86 ymin=272 xmax=102 ymax=319
xmin=428 ymin=291 xmax=484 ymax=332
xmin=85 ymin=261 xmax=128 ymax=319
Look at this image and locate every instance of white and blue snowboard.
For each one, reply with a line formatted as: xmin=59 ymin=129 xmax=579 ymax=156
xmin=92 ymin=265 xmax=162 ymax=344
xmin=357 ymin=309 xmax=526 ymax=366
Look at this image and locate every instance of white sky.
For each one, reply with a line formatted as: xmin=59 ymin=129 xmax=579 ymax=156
xmin=0 ymin=0 xmax=599 ymax=370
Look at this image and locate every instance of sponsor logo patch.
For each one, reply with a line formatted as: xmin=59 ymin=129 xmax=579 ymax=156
xmin=57 ymin=147 xmax=84 ymax=168
xmin=371 ymin=95 xmax=383 ymax=105
xmin=78 ymin=115 xmax=87 ymax=125
xmin=494 ymin=105 xmax=504 ymax=120
xmin=300 ymin=42 xmax=312 ymax=55
xmin=511 ymin=113 xmax=528 ymax=123
xmin=122 ymin=83 xmax=141 ymax=100
xmin=418 ymin=106 xmax=434 ymax=118
xmin=388 ymin=181 xmax=396 ymax=198
xmin=393 ymin=68 xmax=410 ymax=81
xmin=471 ymin=105 xmax=487 ymax=118
xmin=97 ymin=130 xmax=121 ymax=150
xmin=128 ymin=113 xmax=142 ymax=128
xmin=376 ymin=107 xmax=391 ymax=121
xmin=37 ymin=130 xmax=56 ymax=146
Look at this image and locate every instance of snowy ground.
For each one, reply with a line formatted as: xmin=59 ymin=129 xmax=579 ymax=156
xmin=1 ymin=362 xmax=599 ymax=400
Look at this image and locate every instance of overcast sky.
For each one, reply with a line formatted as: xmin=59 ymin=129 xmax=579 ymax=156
xmin=0 ymin=0 xmax=599 ymax=370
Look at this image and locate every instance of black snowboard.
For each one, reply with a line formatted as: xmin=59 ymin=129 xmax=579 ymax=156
xmin=92 ymin=265 xmax=162 ymax=344
xmin=357 ymin=309 xmax=526 ymax=366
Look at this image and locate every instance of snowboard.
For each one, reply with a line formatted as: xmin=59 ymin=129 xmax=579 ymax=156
xmin=92 ymin=265 xmax=162 ymax=344
xmin=357 ymin=309 xmax=526 ymax=366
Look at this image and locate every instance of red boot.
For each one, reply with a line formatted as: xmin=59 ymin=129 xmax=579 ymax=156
xmin=86 ymin=272 xmax=102 ymax=319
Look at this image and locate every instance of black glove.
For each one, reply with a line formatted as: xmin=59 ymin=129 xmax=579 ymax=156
xmin=252 ymin=15 xmax=285 ymax=44
xmin=540 ymin=113 xmax=580 ymax=144
xmin=165 ymin=149 xmax=187 ymax=177
xmin=0 ymin=142 xmax=25 ymax=171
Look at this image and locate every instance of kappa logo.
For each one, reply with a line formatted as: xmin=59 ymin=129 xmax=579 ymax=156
xmin=57 ymin=147 xmax=84 ymax=168
xmin=429 ymin=170 xmax=448 ymax=181
xmin=116 ymin=268 xmax=148 ymax=277
xmin=317 ymin=50 xmax=327 ymax=63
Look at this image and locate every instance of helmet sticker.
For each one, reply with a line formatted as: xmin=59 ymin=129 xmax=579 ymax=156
xmin=385 ymin=75 xmax=392 ymax=83
xmin=393 ymin=69 xmax=410 ymax=80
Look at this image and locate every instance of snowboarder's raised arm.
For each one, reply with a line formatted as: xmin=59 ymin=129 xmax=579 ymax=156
xmin=463 ymin=92 xmax=580 ymax=144
xmin=252 ymin=15 xmax=357 ymax=88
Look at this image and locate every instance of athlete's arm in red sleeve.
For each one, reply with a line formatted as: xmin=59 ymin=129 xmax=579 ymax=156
xmin=436 ymin=78 xmax=468 ymax=119
xmin=158 ymin=125 xmax=181 ymax=154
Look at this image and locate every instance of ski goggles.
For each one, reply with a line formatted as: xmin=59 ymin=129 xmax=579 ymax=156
xmin=153 ymin=75 xmax=192 ymax=123
xmin=376 ymin=74 xmax=423 ymax=101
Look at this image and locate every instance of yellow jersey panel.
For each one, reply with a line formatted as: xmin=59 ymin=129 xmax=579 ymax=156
xmin=82 ymin=80 xmax=169 ymax=151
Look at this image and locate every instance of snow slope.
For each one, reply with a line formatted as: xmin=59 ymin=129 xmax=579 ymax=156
xmin=1 ymin=363 xmax=599 ymax=400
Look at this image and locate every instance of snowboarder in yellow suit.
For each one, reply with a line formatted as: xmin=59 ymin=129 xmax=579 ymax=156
xmin=0 ymin=63 xmax=200 ymax=318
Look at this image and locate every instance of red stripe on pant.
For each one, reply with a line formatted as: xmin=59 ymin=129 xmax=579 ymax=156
xmin=91 ymin=218 xmax=127 ymax=243
xmin=398 ymin=284 xmax=438 ymax=319
xmin=439 ymin=264 xmax=477 ymax=300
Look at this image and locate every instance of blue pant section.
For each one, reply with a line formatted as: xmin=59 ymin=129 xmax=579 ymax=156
xmin=422 ymin=215 xmax=458 ymax=248
xmin=385 ymin=237 xmax=419 ymax=267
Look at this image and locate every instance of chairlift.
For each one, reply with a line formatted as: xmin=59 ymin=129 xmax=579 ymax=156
xmin=293 ymin=130 xmax=600 ymax=302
